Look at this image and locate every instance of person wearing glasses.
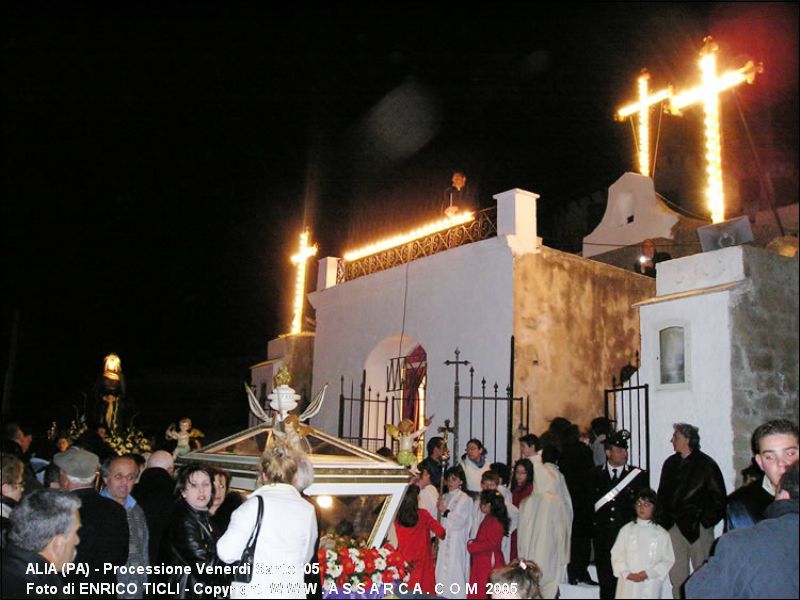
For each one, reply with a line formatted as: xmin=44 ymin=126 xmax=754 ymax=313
xmin=102 ymin=455 xmax=149 ymax=599
xmin=610 ymin=488 xmax=674 ymax=599
xmin=1 ymin=454 xmax=25 ymax=544
xmin=55 ymin=446 xmax=129 ymax=595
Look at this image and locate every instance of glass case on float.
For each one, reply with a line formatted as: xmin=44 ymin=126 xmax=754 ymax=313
xmin=176 ymin=424 xmax=411 ymax=547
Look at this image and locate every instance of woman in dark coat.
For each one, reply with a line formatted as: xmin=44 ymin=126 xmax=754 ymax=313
xmin=208 ymin=467 xmax=244 ymax=537
xmin=162 ymin=466 xmax=228 ymax=599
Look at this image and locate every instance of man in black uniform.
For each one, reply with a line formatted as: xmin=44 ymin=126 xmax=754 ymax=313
xmin=590 ymin=430 xmax=649 ymax=599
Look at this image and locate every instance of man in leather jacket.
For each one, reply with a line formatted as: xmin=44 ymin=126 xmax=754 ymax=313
xmin=657 ymin=423 xmax=726 ymax=599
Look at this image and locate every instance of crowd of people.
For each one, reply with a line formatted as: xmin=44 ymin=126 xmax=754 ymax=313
xmin=1 ymin=415 xmax=798 ymax=599
xmin=387 ymin=417 xmax=797 ymax=599
xmin=1 ymin=420 xmax=318 ymax=599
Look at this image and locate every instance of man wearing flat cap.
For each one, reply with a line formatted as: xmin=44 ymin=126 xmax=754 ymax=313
xmin=589 ymin=430 xmax=649 ymax=599
xmin=55 ymin=446 xmax=129 ymax=595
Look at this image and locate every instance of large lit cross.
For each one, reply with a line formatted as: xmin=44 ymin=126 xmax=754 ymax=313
xmin=617 ymin=69 xmax=671 ymax=177
xmin=290 ymin=229 xmax=318 ymax=334
xmin=669 ymin=37 xmax=762 ymax=223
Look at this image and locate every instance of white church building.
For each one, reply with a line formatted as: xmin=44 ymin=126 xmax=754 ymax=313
xmin=306 ymin=187 xmax=654 ymax=464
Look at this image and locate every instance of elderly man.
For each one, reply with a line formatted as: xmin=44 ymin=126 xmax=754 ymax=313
xmin=727 ymin=419 xmax=799 ymax=530
xmin=55 ymin=446 xmax=129 ymax=594
xmin=1 ymin=489 xmax=81 ymax=598
xmin=657 ymin=423 xmax=726 ymax=599
xmin=102 ymin=455 xmax=149 ymax=599
xmin=132 ymin=450 xmax=175 ymax=563
xmin=589 ymin=430 xmax=649 ymax=599
xmin=685 ymin=463 xmax=799 ymax=599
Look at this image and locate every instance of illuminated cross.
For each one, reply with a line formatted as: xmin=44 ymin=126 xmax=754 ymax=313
xmin=290 ymin=229 xmax=318 ymax=334
xmin=669 ymin=37 xmax=762 ymax=223
xmin=617 ymin=69 xmax=671 ymax=178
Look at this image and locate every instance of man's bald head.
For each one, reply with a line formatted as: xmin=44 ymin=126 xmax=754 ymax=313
xmin=146 ymin=450 xmax=174 ymax=474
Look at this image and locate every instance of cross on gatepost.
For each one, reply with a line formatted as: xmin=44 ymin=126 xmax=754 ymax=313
xmin=289 ymin=229 xmax=318 ymax=334
xmin=669 ymin=37 xmax=762 ymax=224
xmin=444 ymin=348 xmax=470 ymax=462
xmin=617 ymin=69 xmax=671 ymax=178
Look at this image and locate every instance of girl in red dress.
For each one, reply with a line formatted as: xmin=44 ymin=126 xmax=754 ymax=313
xmin=467 ymin=489 xmax=510 ymax=598
xmin=394 ymin=484 xmax=445 ymax=595
xmin=509 ymin=459 xmax=533 ymax=561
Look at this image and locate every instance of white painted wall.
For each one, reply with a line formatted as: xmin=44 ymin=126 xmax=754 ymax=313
xmin=308 ymin=236 xmax=515 ymax=461
xmin=640 ymin=291 xmax=735 ymax=496
xmin=639 ymin=247 xmax=751 ymax=499
xmin=583 ymin=172 xmax=681 ymax=258
xmin=309 ymin=189 xmax=540 ymax=463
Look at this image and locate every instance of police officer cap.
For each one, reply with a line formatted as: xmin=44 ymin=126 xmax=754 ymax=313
xmin=606 ymin=429 xmax=631 ymax=450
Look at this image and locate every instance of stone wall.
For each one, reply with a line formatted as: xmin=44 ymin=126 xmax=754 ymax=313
xmin=513 ymin=247 xmax=655 ymax=433
xmin=729 ymin=246 xmax=800 ymax=482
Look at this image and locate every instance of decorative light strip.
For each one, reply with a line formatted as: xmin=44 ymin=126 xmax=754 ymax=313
xmin=290 ymin=229 xmax=318 ymax=334
xmin=617 ymin=70 xmax=671 ymax=178
xmin=668 ymin=38 xmax=762 ymax=223
xmin=343 ymin=211 xmax=475 ymax=262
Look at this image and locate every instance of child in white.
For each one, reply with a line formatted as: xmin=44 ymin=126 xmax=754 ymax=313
xmin=435 ymin=466 xmax=473 ymax=599
xmin=611 ymin=488 xmax=675 ymax=599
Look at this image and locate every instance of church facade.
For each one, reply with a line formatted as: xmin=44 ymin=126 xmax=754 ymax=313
xmin=308 ymin=188 xmax=654 ymax=462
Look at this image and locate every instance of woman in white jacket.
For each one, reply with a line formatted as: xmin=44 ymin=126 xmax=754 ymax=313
xmin=217 ymin=443 xmax=318 ymax=599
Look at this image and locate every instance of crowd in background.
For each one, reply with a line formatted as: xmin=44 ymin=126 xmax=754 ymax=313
xmin=1 ymin=415 xmax=798 ymax=599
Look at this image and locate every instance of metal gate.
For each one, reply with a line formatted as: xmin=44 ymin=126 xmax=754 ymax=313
xmin=446 ymin=347 xmax=528 ymax=466
xmin=337 ymin=371 xmax=403 ymax=453
xmin=604 ymin=352 xmax=650 ymax=472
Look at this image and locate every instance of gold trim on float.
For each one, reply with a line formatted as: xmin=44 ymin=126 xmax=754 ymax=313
xmin=367 ymin=497 xmax=391 ymax=547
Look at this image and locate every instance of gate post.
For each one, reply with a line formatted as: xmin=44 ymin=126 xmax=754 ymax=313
xmin=445 ymin=349 xmax=469 ymax=460
xmin=337 ymin=376 xmax=345 ymax=439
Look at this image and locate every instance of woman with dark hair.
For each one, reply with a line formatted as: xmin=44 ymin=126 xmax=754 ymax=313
xmin=610 ymin=488 xmax=674 ymax=599
xmin=393 ymin=484 xmax=445 ymax=595
xmin=436 ymin=466 xmax=473 ymax=599
xmin=162 ymin=466 xmax=227 ymax=598
xmin=460 ymin=438 xmax=490 ymax=496
xmin=509 ymin=459 xmax=533 ymax=561
xmin=208 ymin=467 xmax=243 ymax=537
xmin=467 ymin=489 xmax=508 ymax=598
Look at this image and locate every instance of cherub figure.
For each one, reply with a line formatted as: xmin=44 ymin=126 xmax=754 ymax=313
xmin=385 ymin=416 xmax=433 ymax=467
xmin=166 ymin=418 xmax=205 ymax=458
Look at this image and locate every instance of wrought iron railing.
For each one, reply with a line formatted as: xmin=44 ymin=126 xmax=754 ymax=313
xmin=336 ymin=207 xmax=498 ymax=283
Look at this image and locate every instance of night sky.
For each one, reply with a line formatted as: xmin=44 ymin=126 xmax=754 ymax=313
xmin=2 ymin=3 xmax=797 ymax=438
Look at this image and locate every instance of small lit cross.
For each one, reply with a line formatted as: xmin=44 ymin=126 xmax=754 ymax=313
xmin=669 ymin=37 xmax=762 ymax=223
xmin=617 ymin=69 xmax=671 ymax=178
xmin=290 ymin=229 xmax=318 ymax=334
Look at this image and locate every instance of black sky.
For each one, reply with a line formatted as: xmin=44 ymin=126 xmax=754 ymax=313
xmin=2 ymin=3 xmax=797 ymax=432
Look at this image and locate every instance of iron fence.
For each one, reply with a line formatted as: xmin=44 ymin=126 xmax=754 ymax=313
xmin=604 ymin=352 xmax=650 ymax=472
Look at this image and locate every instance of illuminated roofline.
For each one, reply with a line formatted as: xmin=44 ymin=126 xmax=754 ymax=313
xmin=343 ymin=211 xmax=475 ymax=261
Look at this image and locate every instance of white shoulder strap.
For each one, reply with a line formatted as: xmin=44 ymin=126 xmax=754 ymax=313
xmin=594 ymin=468 xmax=642 ymax=512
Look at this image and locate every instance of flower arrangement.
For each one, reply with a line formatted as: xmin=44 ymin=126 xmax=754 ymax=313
xmin=106 ymin=425 xmax=152 ymax=455
xmin=318 ymin=539 xmax=409 ymax=594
